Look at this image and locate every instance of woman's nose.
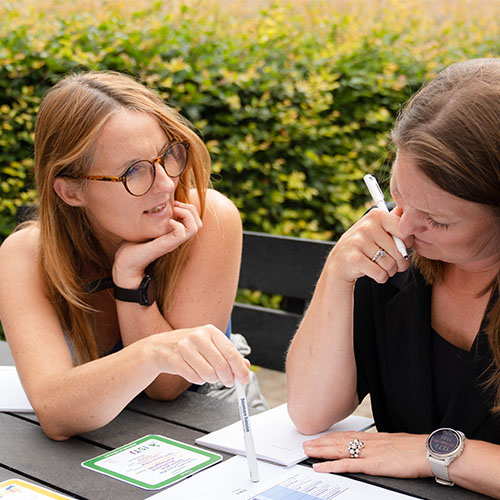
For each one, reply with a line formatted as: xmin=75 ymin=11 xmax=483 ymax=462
xmin=398 ymin=208 xmax=421 ymax=237
xmin=151 ymin=159 xmax=176 ymax=192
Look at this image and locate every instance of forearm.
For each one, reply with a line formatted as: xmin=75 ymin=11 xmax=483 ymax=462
xmin=32 ymin=338 xmax=159 ymax=440
xmin=116 ymin=301 xmax=191 ymax=399
xmin=287 ymin=263 xmax=359 ymax=434
xmin=449 ymin=439 xmax=500 ymax=498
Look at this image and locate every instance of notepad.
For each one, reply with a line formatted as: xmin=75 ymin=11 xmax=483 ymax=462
xmin=195 ymin=403 xmax=374 ymax=467
xmin=0 ymin=366 xmax=33 ymax=412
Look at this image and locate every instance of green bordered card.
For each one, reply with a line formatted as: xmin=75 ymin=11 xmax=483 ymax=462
xmin=81 ymin=434 xmax=222 ymax=490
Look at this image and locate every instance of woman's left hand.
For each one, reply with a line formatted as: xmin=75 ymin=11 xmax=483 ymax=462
xmin=113 ymin=201 xmax=202 ymax=287
xmin=303 ymin=431 xmax=431 ymax=479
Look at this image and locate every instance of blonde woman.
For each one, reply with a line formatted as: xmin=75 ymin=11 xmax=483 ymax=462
xmin=0 ymin=71 xmax=249 ymax=440
xmin=287 ymin=59 xmax=500 ymax=497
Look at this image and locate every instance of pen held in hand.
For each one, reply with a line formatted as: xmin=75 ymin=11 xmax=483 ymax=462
xmin=363 ymin=174 xmax=409 ymax=260
xmin=234 ymin=379 xmax=260 ymax=482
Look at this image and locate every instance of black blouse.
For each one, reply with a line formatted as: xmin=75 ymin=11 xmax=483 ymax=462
xmin=353 ymin=267 xmax=500 ymax=443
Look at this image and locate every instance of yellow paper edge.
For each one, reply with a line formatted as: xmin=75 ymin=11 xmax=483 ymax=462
xmin=0 ymin=479 xmax=71 ymax=499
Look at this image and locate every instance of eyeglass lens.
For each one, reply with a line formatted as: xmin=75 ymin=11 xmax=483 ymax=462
xmin=125 ymin=142 xmax=187 ymax=196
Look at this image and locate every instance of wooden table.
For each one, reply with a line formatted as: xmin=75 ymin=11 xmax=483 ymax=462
xmin=0 ymin=341 xmax=492 ymax=499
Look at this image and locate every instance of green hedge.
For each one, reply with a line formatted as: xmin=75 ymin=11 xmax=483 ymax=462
xmin=1 ymin=1 xmax=499 ymax=241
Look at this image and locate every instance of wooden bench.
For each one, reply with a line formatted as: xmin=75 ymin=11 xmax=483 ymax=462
xmin=232 ymin=231 xmax=334 ymax=372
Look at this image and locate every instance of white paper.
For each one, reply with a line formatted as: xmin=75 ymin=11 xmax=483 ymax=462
xmin=148 ymin=455 xmax=415 ymax=500
xmin=195 ymin=403 xmax=373 ymax=466
xmin=0 ymin=366 xmax=33 ymax=412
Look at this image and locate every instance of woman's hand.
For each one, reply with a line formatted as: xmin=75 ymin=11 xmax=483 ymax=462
xmin=150 ymin=324 xmax=251 ymax=387
xmin=303 ymin=431 xmax=430 ymax=479
xmin=327 ymin=207 xmax=412 ymax=285
xmin=113 ymin=201 xmax=202 ymax=287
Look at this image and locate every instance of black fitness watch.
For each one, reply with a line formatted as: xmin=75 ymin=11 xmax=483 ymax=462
xmin=113 ymin=275 xmax=157 ymax=306
xmin=426 ymin=428 xmax=465 ymax=486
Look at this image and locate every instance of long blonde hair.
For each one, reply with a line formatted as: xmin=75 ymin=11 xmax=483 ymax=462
xmin=34 ymin=71 xmax=211 ymax=363
xmin=391 ymin=58 xmax=500 ymax=411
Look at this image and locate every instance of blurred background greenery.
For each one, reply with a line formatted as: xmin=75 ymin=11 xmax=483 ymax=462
xmin=1 ymin=0 xmax=499 ymax=245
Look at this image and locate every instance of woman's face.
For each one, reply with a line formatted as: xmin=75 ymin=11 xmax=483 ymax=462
xmin=390 ymin=150 xmax=499 ymax=271
xmin=79 ymin=109 xmax=180 ymax=252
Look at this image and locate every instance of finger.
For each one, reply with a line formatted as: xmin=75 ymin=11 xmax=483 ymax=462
xmin=377 ymin=213 xmax=411 ymax=268
xmin=173 ymin=202 xmax=203 ymax=230
xmin=174 ymin=200 xmax=202 ymax=220
xmin=165 ymin=352 xmax=207 ymax=385
xmin=167 ymin=218 xmax=189 ymax=238
xmin=304 ymin=444 xmax=346 ymax=460
xmin=171 ymin=208 xmax=201 ymax=239
xmin=363 ymin=245 xmax=398 ymax=282
xmin=191 ymin=337 xmax=236 ymax=387
xmin=182 ymin=349 xmax=221 ymax=384
xmin=179 ymin=326 xmax=246 ymax=387
xmin=172 ymin=330 xmax=228 ymax=384
xmin=209 ymin=328 xmax=251 ymax=385
xmin=313 ymin=458 xmax=367 ymax=474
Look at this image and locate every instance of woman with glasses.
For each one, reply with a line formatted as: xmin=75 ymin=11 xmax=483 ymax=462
xmin=0 ymin=71 xmax=250 ymax=440
xmin=287 ymin=59 xmax=500 ymax=497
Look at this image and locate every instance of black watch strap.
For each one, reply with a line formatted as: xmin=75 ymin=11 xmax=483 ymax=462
xmin=113 ymin=275 xmax=157 ymax=306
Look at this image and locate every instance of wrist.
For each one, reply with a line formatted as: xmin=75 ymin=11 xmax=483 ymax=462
xmin=113 ymin=275 xmax=157 ymax=306
xmin=426 ymin=428 xmax=465 ymax=486
xmin=112 ymin=268 xmax=144 ymax=289
xmin=323 ymin=258 xmax=357 ymax=291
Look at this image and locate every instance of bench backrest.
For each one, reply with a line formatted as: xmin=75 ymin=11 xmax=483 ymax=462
xmin=232 ymin=231 xmax=334 ymax=371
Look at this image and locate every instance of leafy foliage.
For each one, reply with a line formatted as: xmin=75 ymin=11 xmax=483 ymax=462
xmin=1 ymin=0 xmax=499 ymax=240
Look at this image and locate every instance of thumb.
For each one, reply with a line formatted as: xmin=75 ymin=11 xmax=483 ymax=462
xmin=392 ymin=205 xmax=404 ymax=217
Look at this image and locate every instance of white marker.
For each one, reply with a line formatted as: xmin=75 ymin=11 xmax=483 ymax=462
xmin=363 ymin=174 xmax=408 ymax=260
xmin=235 ymin=380 xmax=260 ymax=482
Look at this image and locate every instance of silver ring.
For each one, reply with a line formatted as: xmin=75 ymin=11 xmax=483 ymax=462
xmin=371 ymin=248 xmax=387 ymax=263
xmin=347 ymin=438 xmax=364 ymax=458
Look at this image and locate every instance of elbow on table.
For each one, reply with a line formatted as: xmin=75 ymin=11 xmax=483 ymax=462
xmin=34 ymin=400 xmax=104 ymax=441
xmin=144 ymin=376 xmax=191 ymax=401
xmin=288 ymin=397 xmax=356 ymax=436
xmin=37 ymin=414 xmax=72 ymax=441
xmin=287 ymin=401 xmax=331 ymax=435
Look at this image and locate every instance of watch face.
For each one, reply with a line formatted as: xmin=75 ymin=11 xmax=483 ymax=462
xmin=428 ymin=429 xmax=461 ymax=456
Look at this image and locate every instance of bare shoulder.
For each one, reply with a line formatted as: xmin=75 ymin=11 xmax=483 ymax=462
xmin=188 ymin=189 xmax=242 ymax=255
xmin=191 ymin=188 xmax=242 ymax=227
xmin=206 ymin=188 xmax=240 ymax=216
xmin=0 ymin=224 xmax=40 ymax=270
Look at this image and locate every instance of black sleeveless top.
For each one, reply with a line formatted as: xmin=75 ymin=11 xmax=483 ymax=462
xmin=353 ymin=267 xmax=500 ymax=442
xmin=432 ymin=329 xmax=466 ymax=423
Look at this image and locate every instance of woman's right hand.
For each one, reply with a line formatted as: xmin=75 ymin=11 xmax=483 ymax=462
xmin=149 ymin=324 xmax=251 ymax=387
xmin=327 ymin=207 xmax=411 ymax=285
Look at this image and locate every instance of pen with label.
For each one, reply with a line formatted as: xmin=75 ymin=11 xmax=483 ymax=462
xmin=235 ymin=379 xmax=260 ymax=482
xmin=363 ymin=174 xmax=408 ymax=260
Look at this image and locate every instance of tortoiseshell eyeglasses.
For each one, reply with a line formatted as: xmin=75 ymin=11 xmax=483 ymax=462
xmin=72 ymin=141 xmax=189 ymax=196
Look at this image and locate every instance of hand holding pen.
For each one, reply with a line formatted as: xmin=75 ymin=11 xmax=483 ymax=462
xmin=363 ymin=174 xmax=408 ymax=261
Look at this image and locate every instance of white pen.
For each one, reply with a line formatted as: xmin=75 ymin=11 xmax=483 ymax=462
xmin=363 ymin=174 xmax=408 ymax=260
xmin=234 ymin=379 xmax=260 ymax=482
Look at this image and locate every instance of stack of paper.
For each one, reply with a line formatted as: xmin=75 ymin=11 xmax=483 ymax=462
xmin=195 ymin=403 xmax=373 ymax=467
xmin=0 ymin=365 xmax=33 ymax=412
